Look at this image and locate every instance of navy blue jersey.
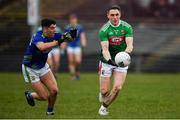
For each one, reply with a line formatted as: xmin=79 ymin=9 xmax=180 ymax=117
xmin=65 ymin=24 xmax=84 ymax=47
xmin=22 ymin=31 xmax=62 ymax=69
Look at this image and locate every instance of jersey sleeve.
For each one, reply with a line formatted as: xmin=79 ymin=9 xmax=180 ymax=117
xmin=125 ymin=25 xmax=133 ymax=37
xmin=32 ymin=34 xmax=44 ymax=45
xmin=64 ymin=25 xmax=70 ymax=32
xmin=54 ymin=32 xmax=63 ymax=40
xmin=99 ymin=30 xmax=108 ymax=41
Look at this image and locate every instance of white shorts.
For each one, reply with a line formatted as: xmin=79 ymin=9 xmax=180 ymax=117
xmin=22 ymin=63 xmax=50 ymax=83
xmin=48 ymin=47 xmax=60 ymax=57
xmin=99 ymin=61 xmax=128 ymax=77
xmin=67 ymin=46 xmax=81 ymax=55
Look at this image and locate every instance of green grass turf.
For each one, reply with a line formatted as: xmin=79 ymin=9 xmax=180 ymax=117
xmin=0 ymin=72 xmax=180 ymax=119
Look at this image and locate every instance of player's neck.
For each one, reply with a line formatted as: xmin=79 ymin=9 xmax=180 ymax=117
xmin=71 ymin=23 xmax=77 ymax=28
xmin=42 ymin=32 xmax=48 ymax=38
xmin=109 ymin=20 xmax=121 ymax=27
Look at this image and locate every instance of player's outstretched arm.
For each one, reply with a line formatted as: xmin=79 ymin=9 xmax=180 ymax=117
xmin=36 ymin=41 xmax=58 ymax=51
xmin=58 ymin=29 xmax=77 ymax=44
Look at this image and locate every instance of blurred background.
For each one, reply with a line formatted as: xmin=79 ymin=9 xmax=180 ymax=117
xmin=0 ymin=0 xmax=180 ymax=73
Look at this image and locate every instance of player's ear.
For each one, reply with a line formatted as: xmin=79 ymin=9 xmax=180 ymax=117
xmin=119 ymin=11 xmax=121 ymax=18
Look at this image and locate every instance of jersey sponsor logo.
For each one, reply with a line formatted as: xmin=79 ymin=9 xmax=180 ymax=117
xmin=108 ymin=36 xmax=125 ymax=45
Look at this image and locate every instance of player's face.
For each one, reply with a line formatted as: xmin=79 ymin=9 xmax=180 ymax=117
xmin=107 ymin=9 xmax=121 ymax=26
xmin=45 ymin=24 xmax=56 ymax=37
xmin=70 ymin=17 xmax=78 ymax=26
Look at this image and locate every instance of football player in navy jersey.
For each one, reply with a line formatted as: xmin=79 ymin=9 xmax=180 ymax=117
xmin=65 ymin=14 xmax=87 ymax=80
xmin=37 ymin=26 xmax=64 ymax=79
xmin=22 ymin=18 xmax=76 ymax=115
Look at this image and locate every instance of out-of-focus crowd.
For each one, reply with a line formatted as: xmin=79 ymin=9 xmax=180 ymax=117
xmin=110 ymin=0 xmax=180 ymax=19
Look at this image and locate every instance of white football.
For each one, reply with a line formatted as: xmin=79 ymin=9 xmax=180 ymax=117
xmin=115 ymin=52 xmax=131 ymax=67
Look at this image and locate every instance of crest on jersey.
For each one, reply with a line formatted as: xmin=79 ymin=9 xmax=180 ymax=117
xmin=114 ymin=30 xmax=119 ymax=34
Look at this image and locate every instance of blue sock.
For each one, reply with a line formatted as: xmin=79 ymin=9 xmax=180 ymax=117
xmin=47 ymin=107 xmax=53 ymax=112
xmin=28 ymin=92 xmax=33 ymax=99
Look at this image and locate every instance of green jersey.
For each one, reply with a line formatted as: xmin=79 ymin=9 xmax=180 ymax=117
xmin=99 ymin=20 xmax=133 ymax=63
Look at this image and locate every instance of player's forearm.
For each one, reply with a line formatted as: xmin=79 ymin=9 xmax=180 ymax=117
xmin=81 ymin=39 xmax=87 ymax=47
xmin=101 ymin=41 xmax=111 ymax=61
xmin=81 ymin=33 xmax=87 ymax=47
xmin=125 ymin=45 xmax=133 ymax=53
xmin=102 ymin=49 xmax=111 ymax=61
xmin=37 ymin=41 xmax=58 ymax=51
xmin=125 ymin=37 xmax=133 ymax=53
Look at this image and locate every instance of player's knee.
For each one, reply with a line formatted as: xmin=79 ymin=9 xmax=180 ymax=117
xmin=69 ymin=61 xmax=74 ymax=65
xmin=76 ymin=61 xmax=81 ymax=65
xmin=39 ymin=93 xmax=49 ymax=100
xmin=50 ymin=87 xmax=58 ymax=96
xmin=100 ymin=88 xmax=109 ymax=95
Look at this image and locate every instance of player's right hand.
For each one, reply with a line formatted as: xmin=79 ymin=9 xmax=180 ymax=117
xmin=57 ymin=39 xmax=64 ymax=45
xmin=107 ymin=59 xmax=118 ymax=67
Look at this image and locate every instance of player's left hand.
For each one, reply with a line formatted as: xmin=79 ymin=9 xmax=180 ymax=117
xmin=63 ymin=28 xmax=77 ymax=42
xmin=63 ymin=32 xmax=73 ymax=41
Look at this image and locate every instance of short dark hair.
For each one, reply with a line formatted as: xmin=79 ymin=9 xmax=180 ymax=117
xmin=41 ymin=18 xmax=56 ymax=27
xmin=107 ymin=5 xmax=121 ymax=12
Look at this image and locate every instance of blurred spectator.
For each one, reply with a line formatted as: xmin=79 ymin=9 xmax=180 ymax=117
xmin=137 ymin=0 xmax=152 ymax=8
xmin=150 ymin=0 xmax=177 ymax=18
xmin=174 ymin=0 xmax=180 ymax=17
xmin=132 ymin=0 xmax=152 ymax=17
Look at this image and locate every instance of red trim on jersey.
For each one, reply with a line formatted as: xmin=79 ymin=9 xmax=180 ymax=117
xmin=108 ymin=36 xmax=125 ymax=45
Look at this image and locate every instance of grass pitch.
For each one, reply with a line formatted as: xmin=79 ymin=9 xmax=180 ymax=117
xmin=0 ymin=72 xmax=180 ymax=119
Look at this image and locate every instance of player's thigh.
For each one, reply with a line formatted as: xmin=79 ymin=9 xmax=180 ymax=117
xmin=31 ymin=81 xmax=49 ymax=99
xmin=67 ymin=53 xmax=75 ymax=63
xmin=67 ymin=47 xmax=76 ymax=63
xmin=53 ymin=54 xmax=60 ymax=64
xmin=74 ymin=53 xmax=82 ymax=64
xmin=40 ymin=70 xmax=58 ymax=93
xmin=47 ymin=56 xmax=53 ymax=66
xmin=99 ymin=62 xmax=113 ymax=91
xmin=74 ymin=47 xmax=82 ymax=63
xmin=113 ymin=71 xmax=127 ymax=89
xmin=52 ymin=48 xmax=61 ymax=64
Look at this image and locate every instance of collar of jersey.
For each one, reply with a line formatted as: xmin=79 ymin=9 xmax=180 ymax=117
xmin=109 ymin=20 xmax=121 ymax=27
xmin=42 ymin=32 xmax=47 ymax=38
xmin=70 ymin=24 xmax=78 ymax=28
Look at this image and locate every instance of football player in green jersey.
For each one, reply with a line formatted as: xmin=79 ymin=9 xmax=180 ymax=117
xmin=98 ymin=5 xmax=133 ymax=115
